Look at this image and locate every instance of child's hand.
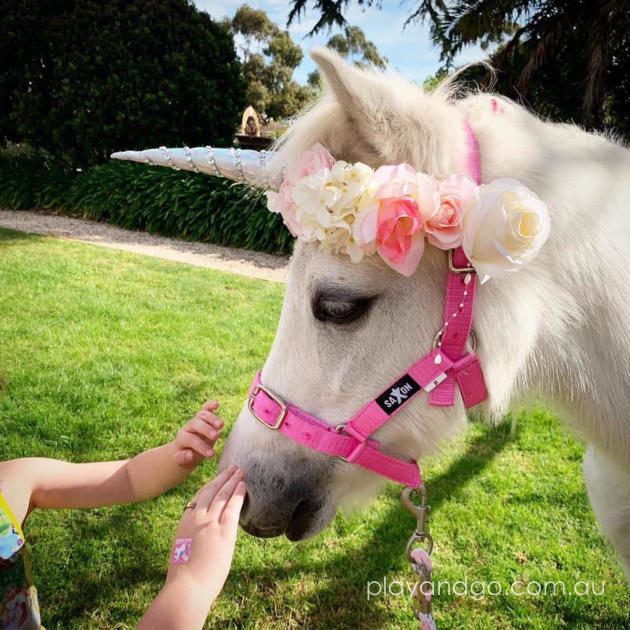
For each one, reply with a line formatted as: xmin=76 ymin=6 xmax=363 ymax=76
xmin=165 ymin=466 xmax=246 ymax=603
xmin=173 ymin=401 xmax=223 ymax=468
xmin=137 ymin=467 xmax=246 ymax=628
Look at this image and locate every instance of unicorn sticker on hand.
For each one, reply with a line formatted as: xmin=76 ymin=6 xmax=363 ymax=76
xmin=170 ymin=538 xmax=192 ymax=565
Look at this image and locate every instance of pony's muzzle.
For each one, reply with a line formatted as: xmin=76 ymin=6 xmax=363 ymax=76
xmin=220 ymin=400 xmax=338 ymax=540
xmin=239 ymin=492 xmax=326 ymax=541
xmin=235 ymin=459 xmax=332 ymax=541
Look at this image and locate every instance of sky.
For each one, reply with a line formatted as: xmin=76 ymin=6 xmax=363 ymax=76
xmin=194 ymin=1 xmax=488 ymax=85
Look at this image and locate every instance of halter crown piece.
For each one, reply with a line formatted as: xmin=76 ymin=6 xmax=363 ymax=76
xmin=111 ymin=128 xmax=550 ymax=486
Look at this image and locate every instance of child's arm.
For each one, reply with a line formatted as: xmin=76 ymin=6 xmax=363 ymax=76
xmin=137 ymin=466 xmax=246 ymax=629
xmin=0 ymin=401 xmax=223 ymax=518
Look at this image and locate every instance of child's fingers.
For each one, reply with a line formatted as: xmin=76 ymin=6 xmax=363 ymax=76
xmin=179 ymin=432 xmax=215 ymax=458
xmin=190 ymin=416 xmax=220 ymax=442
xmin=207 ymin=469 xmax=245 ymax=520
xmin=202 ymin=400 xmax=220 ymax=412
xmin=220 ymin=481 xmax=247 ymax=528
xmin=194 ymin=466 xmax=238 ymax=509
xmin=196 ymin=410 xmax=223 ymax=430
xmin=174 ymin=448 xmax=197 ymax=467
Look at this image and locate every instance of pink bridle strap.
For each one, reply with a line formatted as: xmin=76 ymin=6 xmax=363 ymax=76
xmin=463 ymin=122 xmax=481 ymax=186
xmin=429 ymin=124 xmax=486 ymax=407
xmin=249 ymin=348 xmax=453 ymax=487
xmin=428 ymin=247 xmax=487 ymax=408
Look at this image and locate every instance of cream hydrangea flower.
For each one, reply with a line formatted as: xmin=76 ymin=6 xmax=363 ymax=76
xmin=290 ymin=160 xmax=373 ymax=258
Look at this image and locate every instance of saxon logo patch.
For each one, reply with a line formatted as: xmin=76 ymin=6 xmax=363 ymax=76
xmin=376 ymin=374 xmax=421 ymax=414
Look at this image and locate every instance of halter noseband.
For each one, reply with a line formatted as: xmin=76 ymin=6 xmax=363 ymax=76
xmin=247 ymin=124 xmax=488 ymax=487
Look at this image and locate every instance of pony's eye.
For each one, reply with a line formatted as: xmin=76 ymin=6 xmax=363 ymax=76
xmin=312 ymin=291 xmax=374 ymax=324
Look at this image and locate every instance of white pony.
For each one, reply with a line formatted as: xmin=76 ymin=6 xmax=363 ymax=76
xmin=116 ymin=47 xmax=630 ymax=578
xmin=222 ymin=48 xmax=630 ymax=575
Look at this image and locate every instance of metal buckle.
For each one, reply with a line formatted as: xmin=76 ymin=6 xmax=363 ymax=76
xmin=448 ymin=249 xmax=476 ymax=274
xmin=248 ymin=384 xmax=288 ymax=430
xmin=334 ymin=425 xmax=351 ymax=463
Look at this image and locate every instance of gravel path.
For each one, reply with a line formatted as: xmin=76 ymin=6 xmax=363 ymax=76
xmin=0 ymin=210 xmax=289 ymax=283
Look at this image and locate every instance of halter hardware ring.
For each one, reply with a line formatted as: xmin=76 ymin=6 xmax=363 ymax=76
xmin=432 ymin=327 xmax=478 ymax=353
xmin=248 ymin=384 xmax=288 ymax=430
xmin=405 ymin=532 xmax=434 ymax=560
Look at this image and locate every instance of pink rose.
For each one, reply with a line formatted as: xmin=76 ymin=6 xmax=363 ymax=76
xmin=285 ymin=143 xmax=335 ymax=184
xmin=425 ymin=174 xmax=477 ymax=250
xmin=375 ymin=198 xmax=424 ymax=275
xmin=267 ymin=143 xmax=336 ymax=237
xmin=354 ymin=164 xmax=425 ymax=276
xmin=266 ymin=180 xmax=301 ymax=237
xmin=371 ymin=163 xmax=418 ymax=199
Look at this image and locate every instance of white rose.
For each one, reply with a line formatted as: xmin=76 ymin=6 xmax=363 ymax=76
xmin=462 ymin=178 xmax=550 ymax=280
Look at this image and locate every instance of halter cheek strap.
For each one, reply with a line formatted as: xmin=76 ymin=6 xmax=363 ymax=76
xmin=247 ymin=123 xmax=488 ymax=487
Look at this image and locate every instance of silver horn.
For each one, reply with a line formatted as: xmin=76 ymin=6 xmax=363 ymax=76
xmin=110 ymin=146 xmax=283 ymax=191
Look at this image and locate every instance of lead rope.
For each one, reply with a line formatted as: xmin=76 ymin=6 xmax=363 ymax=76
xmin=401 ymin=485 xmax=437 ymax=630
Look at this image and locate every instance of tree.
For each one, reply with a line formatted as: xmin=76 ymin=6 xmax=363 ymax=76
xmin=306 ymin=25 xmax=387 ymax=92
xmin=287 ymin=0 xmax=630 ymax=138
xmin=232 ymin=5 xmax=277 ymax=61
xmin=417 ymin=0 xmax=628 ymax=130
xmin=0 ymin=0 xmax=247 ymax=167
xmin=231 ymin=5 xmax=310 ymax=120
xmin=326 ymin=26 xmax=387 ymax=68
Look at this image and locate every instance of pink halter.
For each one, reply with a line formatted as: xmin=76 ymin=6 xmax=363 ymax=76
xmin=247 ymin=123 xmax=488 ymax=487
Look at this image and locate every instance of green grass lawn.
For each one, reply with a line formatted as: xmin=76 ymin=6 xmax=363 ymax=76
xmin=1 ymin=227 xmax=629 ymax=629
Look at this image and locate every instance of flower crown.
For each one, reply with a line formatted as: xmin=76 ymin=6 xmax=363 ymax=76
xmin=266 ymin=144 xmax=550 ymax=279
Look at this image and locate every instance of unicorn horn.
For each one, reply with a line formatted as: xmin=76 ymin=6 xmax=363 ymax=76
xmin=110 ymin=146 xmax=283 ymax=191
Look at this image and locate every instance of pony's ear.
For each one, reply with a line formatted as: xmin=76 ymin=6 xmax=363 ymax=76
xmin=310 ymin=47 xmax=365 ymax=111
xmin=310 ymin=46 xmax=464 ymax=176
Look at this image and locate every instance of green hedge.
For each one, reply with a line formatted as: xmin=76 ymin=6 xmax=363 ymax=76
xmin=0 ymin=149 xmax=293 ymax=255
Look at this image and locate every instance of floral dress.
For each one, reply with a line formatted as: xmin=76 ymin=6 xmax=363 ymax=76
xmin=0 ymin=493 xmax=41 ymax=630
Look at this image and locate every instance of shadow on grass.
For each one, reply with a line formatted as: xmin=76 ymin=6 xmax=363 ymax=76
xmin=230 ymin=422 xmax=515 ymax=629
xmin=36 ymin=421 xmax=624 ymax=629
xmin=34 ymin=501 xmax=174 ymax=628
xmin=0 ymin=227 xmax=44 ymax=244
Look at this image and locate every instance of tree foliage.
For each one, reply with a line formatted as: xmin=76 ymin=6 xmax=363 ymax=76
xmin=232 ymin=5 xmax=277 ymax=61
xmin=327 ymin=25 xmax=387 ymax=68
xmin=288 ymin=0 xmax=373 ymax=34
xmin=287 ymin=0 xmax=630 ymax=138
xmin=418 ymin=0 xmax=629 ymax=132
xmin=231 ymin=4 xmax=311 ymax=121
xmin=0 ymin=0 xmax=247 ymax=167
xmin=308 ymin=25 xmax=387 ymax=93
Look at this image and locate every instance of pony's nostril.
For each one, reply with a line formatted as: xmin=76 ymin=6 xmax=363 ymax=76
xmin=240 ymin=489 xmax=250 ymax=519
xmin=291 ymin=499 xmax=311 ymax=521
xmin=286 ymin=498 xmax=322 ymax=541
